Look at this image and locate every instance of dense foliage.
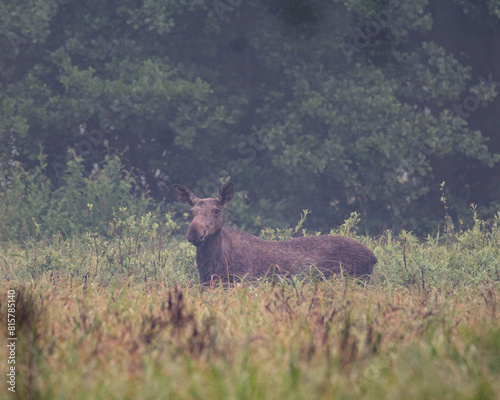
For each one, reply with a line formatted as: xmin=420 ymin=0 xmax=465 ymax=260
xmin=0 ymin=151 xmax=153 ymax=241
xmin=1 ymin=0 xmax=499 ymax=235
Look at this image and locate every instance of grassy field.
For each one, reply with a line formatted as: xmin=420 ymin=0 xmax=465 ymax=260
xmin=1 ymin=210 xmax=499 ymax=399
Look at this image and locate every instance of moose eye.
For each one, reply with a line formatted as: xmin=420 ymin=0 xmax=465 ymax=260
xmin=214 ymin=209 xmax=220 ymax=215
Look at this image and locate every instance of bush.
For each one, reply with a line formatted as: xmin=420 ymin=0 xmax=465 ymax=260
xmin=372 ymin=207 xmax=500 ymax=289
xmin=0 ymin=150 xmax=156 ymax=241
xmin=0 ymin=149 xmax=51 ymax=241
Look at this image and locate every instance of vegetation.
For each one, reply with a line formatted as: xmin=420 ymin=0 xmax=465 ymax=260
xmin=0 ymin=151 xmax=154 ymax=242
xmin=1 ymin=1 xmax=499 ymax=398
xmin=1 ymin=0 xmax=500 ymax=234
xmin=1 ymin=206 xmax=499 ymax=399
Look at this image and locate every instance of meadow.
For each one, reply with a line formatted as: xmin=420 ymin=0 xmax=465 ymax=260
xmin=1 ymin=209 xmax=499 ymax=400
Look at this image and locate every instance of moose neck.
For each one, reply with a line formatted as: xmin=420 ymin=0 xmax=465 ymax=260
xmin=196 ymin=227 xmax=227 ymax=282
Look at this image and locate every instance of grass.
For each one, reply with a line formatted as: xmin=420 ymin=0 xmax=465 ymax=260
xmin=0 ymin=208 xmax=499 ymax=399
xmin=1 ymin=278 xmax=499 ymax=399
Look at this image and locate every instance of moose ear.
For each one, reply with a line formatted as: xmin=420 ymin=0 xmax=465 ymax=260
xmin=217 ymin=182 xmax=234 ymax=206
xmin=173 ymin=184 xmax=199 ymax=207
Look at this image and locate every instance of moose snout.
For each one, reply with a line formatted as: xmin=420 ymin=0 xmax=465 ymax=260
xmin=186 ymin=221 xmax=207 ymax=246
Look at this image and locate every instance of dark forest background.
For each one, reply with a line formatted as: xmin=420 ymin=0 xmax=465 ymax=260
xmin=1 ymin=0 xmax=499 ymax=239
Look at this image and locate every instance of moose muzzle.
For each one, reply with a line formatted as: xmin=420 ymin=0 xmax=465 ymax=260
xmin=186 ymin=220 xmax=207 ymax=246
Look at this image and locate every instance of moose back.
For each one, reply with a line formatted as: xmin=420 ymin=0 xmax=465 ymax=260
xmin=173 ymin=182 xmax=377 ymax=284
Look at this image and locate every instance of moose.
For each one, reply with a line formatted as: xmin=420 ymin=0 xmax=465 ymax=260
xmin=173 ymin=182 xmax=377 ymax=284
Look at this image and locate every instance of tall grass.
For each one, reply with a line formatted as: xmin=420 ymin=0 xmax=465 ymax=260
xmin=1 ymin=207 xmax=499 ymax=399
xmin=1 ymin=277 xmax=499 ymax=399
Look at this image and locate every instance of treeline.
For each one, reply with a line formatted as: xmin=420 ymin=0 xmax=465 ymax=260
xmin=1 ymin=0 xmax=499 ymax=236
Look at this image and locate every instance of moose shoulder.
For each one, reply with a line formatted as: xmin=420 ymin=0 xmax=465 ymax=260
xmin=173 ymin=182 xmax=377 ymax=284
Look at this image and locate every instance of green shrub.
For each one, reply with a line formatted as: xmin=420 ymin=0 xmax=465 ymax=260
xmin=0 ymin=150 xmax=156 ymax=241
xmin=372 ymin=206 xmax=500 ymax=289
xmin=0 ymin=149 xmax=51 ymax=241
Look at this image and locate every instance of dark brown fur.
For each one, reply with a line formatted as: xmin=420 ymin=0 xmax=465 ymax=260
xmin=173 ymin=182 xmax=377 ymax=284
